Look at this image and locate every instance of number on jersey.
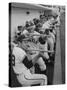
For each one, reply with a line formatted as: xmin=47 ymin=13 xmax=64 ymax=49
xmin=11 ymin=54 xmax=15 ymax=66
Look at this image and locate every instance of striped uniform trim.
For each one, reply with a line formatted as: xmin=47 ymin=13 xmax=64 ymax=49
xmin=24 ymin=74 xmax=46 ymax=82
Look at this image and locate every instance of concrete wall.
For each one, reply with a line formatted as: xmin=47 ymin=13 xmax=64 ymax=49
xmin=11 ymin=7 xmax=40 ymax=41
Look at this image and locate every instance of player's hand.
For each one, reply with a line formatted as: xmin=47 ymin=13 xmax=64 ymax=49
xmin=30 ymin=66 xmax=35 ymax=74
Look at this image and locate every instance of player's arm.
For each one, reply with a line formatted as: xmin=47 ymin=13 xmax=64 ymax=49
xmin=23 ymin=56 xmax=33 ymax=69
xmin=31 ymin=52 xmax=40 ymax=65
xmin=39 ymin=52 xmax=46 ymax=59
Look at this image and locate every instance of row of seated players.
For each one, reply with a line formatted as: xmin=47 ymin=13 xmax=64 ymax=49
xmin=14 ymin=14 xmax=59 ymax=61
xmin=11 ymin=14 xmax=60 ymax=86
xmin=14 ymin=13 xmax=59 ymax=74
xmin=15 ymin=14 xmax=59 ymax=37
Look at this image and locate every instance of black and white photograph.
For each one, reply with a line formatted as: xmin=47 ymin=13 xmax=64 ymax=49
xmin=9 ymin=2 xmax=65 ymax=87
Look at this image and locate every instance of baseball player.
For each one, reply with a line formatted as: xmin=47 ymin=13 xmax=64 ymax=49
xmin=12 ymin=35 xmax=47 ymax=86
xmin=45 ymin=29 xmax=54 ymax=52
xmin=32 ymin=30 xmax=40 ymax=43
xmin=16 ymin=26 xmax=23 ymax=37
xmin=50 ymin=26 xmax=56 ymax=36
xmin=24 ymin=41 xmax=47 ymax=72
xmin=49 ymin=29 xmax=55 ymax=43
xmin=41 ymin=19 xmax=52 ymax=33
xmin=38 ymin=36 xmax=49 ymax=60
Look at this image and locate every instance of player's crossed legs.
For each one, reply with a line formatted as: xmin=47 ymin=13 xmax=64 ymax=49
xmin=17 ymin=71 xmax=47 ymax=86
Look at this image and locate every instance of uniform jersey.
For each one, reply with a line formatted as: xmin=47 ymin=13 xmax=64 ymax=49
xmin=12 ymin=46 xmax=30 ymax=75
xmin=53 ymin=29 xmax=56 ymax=36
xmin=38 ymin=41 xmax=49 ymax=59
xmin=49 ymin=31 xmax=55 ymax=43
xmin=33 ymin=31 xmax=40 ymax=42
xmin=47 ymin=36 xmax=54 ymax=51
xmin=42 ymin=21 xmax=50 ymax=30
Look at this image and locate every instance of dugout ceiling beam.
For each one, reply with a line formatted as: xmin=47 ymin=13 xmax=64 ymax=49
xmin=11 ymin=2 xmax=53 ymax=11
